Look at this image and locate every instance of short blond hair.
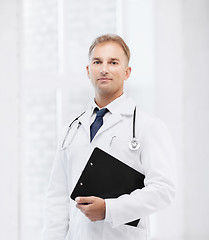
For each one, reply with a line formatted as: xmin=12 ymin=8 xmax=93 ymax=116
xmin=88 ymin=34 xmax=131 ymax=63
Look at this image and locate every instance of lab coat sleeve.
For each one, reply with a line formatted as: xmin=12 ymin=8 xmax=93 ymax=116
xmin=42 ymin=126 xmax=69 ymax=240
xmin=105 ymin=118 xmax=176 ymax=228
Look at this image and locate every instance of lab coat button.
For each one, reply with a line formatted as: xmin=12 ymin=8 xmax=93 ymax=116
xmin=80 ymin=182 xmax=83 ymax=186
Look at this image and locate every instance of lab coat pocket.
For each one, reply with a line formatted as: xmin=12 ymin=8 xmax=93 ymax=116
xmin=117 ymin=219 xmax=147 ymax=240
xmin=126 ymin=217 xmax=146 ymax=231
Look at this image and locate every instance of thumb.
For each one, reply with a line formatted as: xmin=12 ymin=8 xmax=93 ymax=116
xmin=75 ymin=196 xmax=94 ymax=204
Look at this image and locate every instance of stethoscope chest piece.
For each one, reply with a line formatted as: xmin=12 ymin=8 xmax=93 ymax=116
xmin=129 ymin=138 xmax=140 ymax=151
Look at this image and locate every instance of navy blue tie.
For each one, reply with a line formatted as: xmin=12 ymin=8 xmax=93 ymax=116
xmin=90 ymin=108 xmax=108 ymax=142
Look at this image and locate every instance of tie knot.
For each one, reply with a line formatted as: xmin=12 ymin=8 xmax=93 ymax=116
xmin=95 ymin=108 xmax=108 ymax=118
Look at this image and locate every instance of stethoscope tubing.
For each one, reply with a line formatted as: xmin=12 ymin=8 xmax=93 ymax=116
xmin=61 ymin=111 xmax=85 ymax=149
xmin=133 ymin=107 xmax=136 ymax=138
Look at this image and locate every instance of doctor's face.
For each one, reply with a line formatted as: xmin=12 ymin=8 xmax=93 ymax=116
xmin=87 ymin=41 xmax=131 ymax=100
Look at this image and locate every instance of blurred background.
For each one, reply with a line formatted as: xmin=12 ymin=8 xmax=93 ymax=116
xmin=0 ymin=0 xmax=208 ymax=239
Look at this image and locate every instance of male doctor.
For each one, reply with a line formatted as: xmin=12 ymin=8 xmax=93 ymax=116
xmin=43 ymin=34 xmax=176 ymax=240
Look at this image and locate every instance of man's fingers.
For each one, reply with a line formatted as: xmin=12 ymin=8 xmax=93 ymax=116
xmin=75 ymin=197 xmax=92 ymax=213
xmin=75 ymin=196 xmax=94 ymax=204
xmin=75 ymin=196 xmax=105 ymax=222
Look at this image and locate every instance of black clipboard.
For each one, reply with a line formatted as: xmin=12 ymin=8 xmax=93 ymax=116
xmin=71 ymin=147 xmax=145 ymax=227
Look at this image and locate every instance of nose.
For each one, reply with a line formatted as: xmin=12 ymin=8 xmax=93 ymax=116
xmin=100 ymin=63 xmax=109 ymax=75
xmin=100 ymin=70 xmax=107 ymax=75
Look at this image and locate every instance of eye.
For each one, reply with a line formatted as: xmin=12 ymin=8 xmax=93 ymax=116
xmin=111 ymin=61 xmax=118 ymax=65
xmin=93 ymin=60 xmax=101 ymax=64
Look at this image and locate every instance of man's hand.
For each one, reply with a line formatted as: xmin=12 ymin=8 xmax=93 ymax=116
xmin=75 ymin=196 xmax=106 ymax=222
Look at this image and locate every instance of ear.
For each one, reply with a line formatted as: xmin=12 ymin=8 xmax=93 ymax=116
xmin=86 ymin=65 xmax=90 ymax=79
xmin=124 ymin=66 xmax=131 ymax=81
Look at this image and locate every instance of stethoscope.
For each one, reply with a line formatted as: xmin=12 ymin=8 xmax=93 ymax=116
xmin=129 ymin=107 xmax=140 ymax=150
xmin=61 ymin=107 xmax=140 ymax=151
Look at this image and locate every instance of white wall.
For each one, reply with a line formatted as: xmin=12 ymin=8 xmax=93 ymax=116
xmin=119 ymin=0 xmax=155 ymax=113
xmin=0 ymin=0 xmax=19 ymax=239
xmin=183 ymin=1 xmax=209 ymax=239
xmin=154 ymin=1 xmax=209 ymax=239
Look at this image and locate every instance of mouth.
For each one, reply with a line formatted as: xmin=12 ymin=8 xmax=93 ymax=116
xmin=97 ymin=78 xmax=112 ymax=81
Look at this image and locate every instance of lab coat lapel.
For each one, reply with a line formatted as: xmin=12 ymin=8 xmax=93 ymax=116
xmin=97 ymin=112 xmax=123 ymax=137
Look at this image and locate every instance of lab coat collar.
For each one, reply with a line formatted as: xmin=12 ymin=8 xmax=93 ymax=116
xmin=91 ymin=93 xmax=136 ymax=116
xmin=78 ymin=93 xmax=136 ymax=141
xmin=107 ymin=93 xmax=136 ymax=116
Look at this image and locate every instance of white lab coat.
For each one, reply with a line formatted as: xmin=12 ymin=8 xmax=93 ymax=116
xmin=42 ymin=95 xmax=176 ymax=240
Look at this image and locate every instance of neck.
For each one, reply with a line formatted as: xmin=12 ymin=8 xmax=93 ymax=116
xmin=94 ymin=92 xmax=123 ymax=108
